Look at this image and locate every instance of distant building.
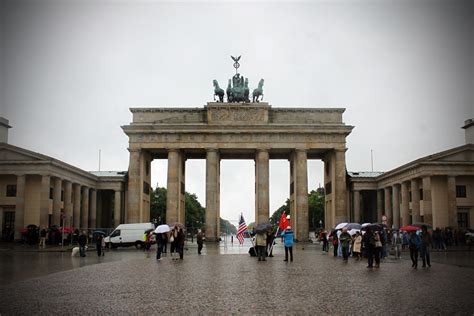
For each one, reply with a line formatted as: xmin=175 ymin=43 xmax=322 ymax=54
xmin=0 ymin=118 xmax=126 ymax=240
xmin=348 ymin=119 xmax=474 ymax=230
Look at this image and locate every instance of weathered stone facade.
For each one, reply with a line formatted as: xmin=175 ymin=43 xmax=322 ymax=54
xmin=122 ymin=102 xmax=353 ymax=241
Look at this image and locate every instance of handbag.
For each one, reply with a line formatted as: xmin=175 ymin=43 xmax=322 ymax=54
xmin=169 ymin=236 xmax=174 ymax=243
xmin=375 ymin=240 xmax=382 ymax=248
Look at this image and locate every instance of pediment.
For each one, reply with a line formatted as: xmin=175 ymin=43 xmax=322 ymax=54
xmin=425 ymin=145 xmax=474 ymax=163
xmin=0 ymin=145 xmax=48 ymax=162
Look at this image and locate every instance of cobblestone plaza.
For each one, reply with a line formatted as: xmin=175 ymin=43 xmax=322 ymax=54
xmin=0 ymin=243 xmax=473 ymax=314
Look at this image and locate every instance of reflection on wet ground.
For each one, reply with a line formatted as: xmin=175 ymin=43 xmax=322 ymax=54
xmin=0 ymin=239 xmax=472 ymax=286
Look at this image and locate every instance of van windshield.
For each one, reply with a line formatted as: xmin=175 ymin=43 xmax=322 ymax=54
xmin=110 ymin=230 xmax=120 ymax=237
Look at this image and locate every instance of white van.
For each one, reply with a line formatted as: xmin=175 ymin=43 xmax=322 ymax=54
xmin=104 ymin=223 xmax=154 ymax=249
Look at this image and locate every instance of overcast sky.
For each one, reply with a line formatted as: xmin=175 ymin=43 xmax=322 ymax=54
xmin=1 ymin=0 xmax=472 ymax=225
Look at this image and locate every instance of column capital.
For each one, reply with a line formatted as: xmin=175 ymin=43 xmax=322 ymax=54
xmin=206 ymin=148 xmax=219 ymax=153
xmin=128 ymin=148 xmax=141 ymax=153
xmin=294 ymin=148 xmax=307 ymax=154
xmin=256 ymin=148 xmax=270 ymax=153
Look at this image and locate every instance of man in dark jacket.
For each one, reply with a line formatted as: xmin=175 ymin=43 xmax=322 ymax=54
xmin=196 ymin=229 xmax=204 ymax=255
xmin=420 ymin=226 xmax=432 ymax=268
xmin=78 ymin=232 xmax=87 ymax=257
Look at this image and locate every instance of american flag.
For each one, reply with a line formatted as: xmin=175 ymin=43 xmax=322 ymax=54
xmin=237 ymin=213 xmax=247 ymax=245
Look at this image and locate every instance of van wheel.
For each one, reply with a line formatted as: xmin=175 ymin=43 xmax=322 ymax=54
xmin=135 ymin=241 xmax=143 ymax=249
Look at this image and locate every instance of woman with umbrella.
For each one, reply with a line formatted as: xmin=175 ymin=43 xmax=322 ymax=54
xmin=154 ymin=224 xmax=170 ymax=260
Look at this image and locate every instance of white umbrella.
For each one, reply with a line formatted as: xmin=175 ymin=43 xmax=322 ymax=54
xmin=155 ymin=224 xmax=171 ymax=234
xmin=361 ymin=223 xmax=371 ymax=228
xmin=335 ymin=222 xmax=348 ymax=230
xmin=348 ymin=229 xmax=360 ymax=236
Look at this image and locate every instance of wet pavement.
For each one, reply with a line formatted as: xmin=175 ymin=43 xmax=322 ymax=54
xmin=0 ymin=241 xmax=473 ymax=314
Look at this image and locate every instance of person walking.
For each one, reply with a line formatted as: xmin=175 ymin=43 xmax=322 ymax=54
xmin=155 ymin=232 xmax=164 ymax=260
xmin=176 ymin=227 xmax=185 ymax=260
xmin=408 ymin=230 xmax=421 ymax=268
xmin=331 ymin=231 xmax=339 ymax=257
xmin=256 ymin=230 xmax=267 ymax=261
xmin=281 ymin=226 xmax=294 ymax=262
xmin=420 ymin=226 xmax=432 ymax=268
xmin=395 ymin=231 xmax=402 ymax=259
xmin=170 ymin=228 xmax=177 ymax=258
xmin=339 ymin=228 xmax=352 ymax=262
xmin=78 ymin=231 xmax=87 ymax=257
xmin=96 ymin=234 xmax=104 ymax=257
xmin=196 ymin=229 xmax=204 ymax=255
xmin=353 ymin=231 xmax=362 ymax=260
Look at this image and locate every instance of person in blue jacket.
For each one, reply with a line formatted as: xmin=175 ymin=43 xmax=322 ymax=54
xmin=281 ymin=226 xmax=294 ymax=262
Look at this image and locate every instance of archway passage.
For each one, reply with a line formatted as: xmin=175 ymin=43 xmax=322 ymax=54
xmin=122 ymin=102 xmax=353 ymax=241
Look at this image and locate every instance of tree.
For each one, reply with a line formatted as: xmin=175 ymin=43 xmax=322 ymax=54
xmin=220 ymin=218 xmax=237 ymax=235
xmin=308 ymin=187 xmax=325 ymax=230
xmin=270 ymin=199 xmax=290 ymax=225
xmin=150 ymin=187 xmax=167 ymax=224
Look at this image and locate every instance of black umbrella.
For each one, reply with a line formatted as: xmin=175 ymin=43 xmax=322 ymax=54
xmin=92 ymin=230 xmax=106 ymax=238
xmin=345 ymin=223 xmax=362 ymax=230
xmin=361 ymin=223 xmax=383 ymax=231
xmin=255 ymin=223 xmax=272 ymax=234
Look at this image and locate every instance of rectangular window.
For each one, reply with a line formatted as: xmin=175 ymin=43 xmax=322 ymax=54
xmin=49 ymin=188 xmax=54 ymax=199
xmin=456 ymin=185 xmax=467 ymax=198
xmin=325 ymin=182 xmax=332 ymax=195
xmin=419 ymin=189 xmax=423 ymax=201
xmin=409 ymin=191 xmax=412 ymax=202
xmin=457 ymin=212 xmax=469 ymax=229
xmin=6 ymin=185 xmax=16 ymax=197
xmin=143 ymin=181 xmax=150 ymax=195
xmin=61 ymin=190 xmax=64 ymax=202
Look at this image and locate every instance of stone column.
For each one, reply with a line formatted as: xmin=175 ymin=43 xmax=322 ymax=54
xmin=255 ymin=149 xmax=270 ymax=225
xmin=73 ymin=184 xmax=81 ymax=228
xmin=294 ymin=149 xmax=309 ymax=241
xmin=114 ymin=190 xmax=122 ymax=227
xmin=205 ymin=149 xmax=220 ymax=242
xmin=40 ymin=175 xmax=50 ymax=228
xmin=447 ymin=176 xmax=457 ymax=228
xmin=63 ymin=181 xmax=72 ymax=228
xmin=333 ymin=149 xmax=347 ymax=225
xmin=376 ymin=189 xmax=383 ymax=223
xmin=52 ymin=177 xmax=62 ymax=226
xmin=353 ymin=190 xmax=360 ymax=223
xmin=81 ymin=187 xmax=89 ymax=229
xmin=127 ymin=149 xmax=142 ymax=223
xmin=401 ymin=182 xmax=409 ymax=226
xmin=411 ymin=179 xmax=421 ymax=223
xmin=14 ymin=175 xmax=26 ymax=240
xmin=90 ymin=189 xmax=97 ymax=228
xmin=392 ymin=184 xmax=400 ymax=228
xmin=422 ymin=177 xmax=432 ymax=225
xmin=384 ymin=187 xmax=392 ymax=227
xmin=167 ymin=149 xmax=181 ymax=224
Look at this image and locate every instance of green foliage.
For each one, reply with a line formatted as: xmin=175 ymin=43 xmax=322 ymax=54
xmin=308 ymin=187 xmax=325 ymax=230
xmin=269 ymin=187 xmax=325 ymax=231
xmin=220 ymin=218 xmax=237 ymax=235
xmin=270 ymin=199 xmax=290 ymax=225
xmin=150 ymin=186 xmax=236 ymax=234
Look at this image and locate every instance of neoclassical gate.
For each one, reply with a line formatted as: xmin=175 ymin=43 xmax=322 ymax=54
xmin=122 ymin=102 xmax=352 ymax=241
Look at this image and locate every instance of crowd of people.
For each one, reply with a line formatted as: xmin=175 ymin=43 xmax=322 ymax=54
xmin=319 ymin=224 xmax=438 ymax=269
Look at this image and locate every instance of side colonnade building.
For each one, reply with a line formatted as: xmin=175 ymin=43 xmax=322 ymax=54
xmin=348 ymin=119 xmax=474 ymax=230
xmin=0 ymin=118 xmax=126 ymax=240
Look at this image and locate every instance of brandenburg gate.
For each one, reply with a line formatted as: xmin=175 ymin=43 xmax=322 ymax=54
xmin=122 ymin=102 xmax=353 ymax=241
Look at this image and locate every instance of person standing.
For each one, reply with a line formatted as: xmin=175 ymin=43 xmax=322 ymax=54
xmin=196 ymin=229 xmax=204 ymax=255
xmin=408 ymin=230 xmax=421 ymax=268
xmin=281 ymin=226 xmax=294 ymax=262
xmin=39 ymin=227 xmax=47 ymax=249
xmin=353 ymin=231 xmax=362 ymax=260
xmin=256 ymin=230 xmax=267 ymax=261
xmin=331 ymin=232 xmax=339 ymax=257
xmin=78 ymin=231 xmax=87 ymax=257
xmin=374 ymin=231 xmax=383 ymax=268
xmin=420 ymin=226 xmax=432 ymax=268
xmin=363 ymin=227 xmax=375 ymax=268
xmin=339 ymin=228 xmax=352 ymax=262
xmin=266 ymin=229 xmax=275 ymax=257
xmin=176 ymin=227 xmax=185 ymax=260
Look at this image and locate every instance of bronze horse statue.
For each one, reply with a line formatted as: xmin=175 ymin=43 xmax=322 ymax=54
xmin=252 ymin=79 xmax=264 ymax=102
xmin=213 ymin=80 xmax=225 ymax=102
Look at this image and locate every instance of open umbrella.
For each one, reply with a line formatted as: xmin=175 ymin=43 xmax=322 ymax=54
xmin=345 ymin=223 xmax=362 ymax=230
xmin=154 ymin=224 xmax=171 ymax=234
xmin=411 ymin=223 xmax=432 ymax=231
xmin=399 ymin=225 xmax=420 ymax=233
xmin=361 ymin=223 xmax=383 ymax=231
xmin=361 ymin=223 xmax=371 ymax=228
xmin=348 ymin=228 xmax=360 ymax=236
xmin=335 ymin=222 xmax=348 ymax=230
xmin=255 ymin=223 xmax=272 ymax=234
xmin=92 ymin=230 xmax=106 ymax=238
xmin=145 ymin=228 xmax=154 ymax=234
